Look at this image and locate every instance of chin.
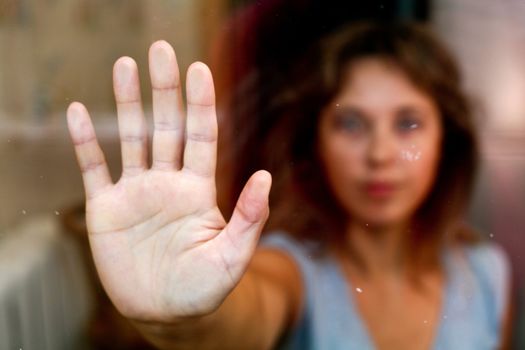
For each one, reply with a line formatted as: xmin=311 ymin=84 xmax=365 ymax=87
xmin=353 ymin=207 xmax=411 ymax=229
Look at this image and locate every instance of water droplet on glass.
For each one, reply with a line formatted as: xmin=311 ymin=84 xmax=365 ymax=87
xmin=400 ymin=149 xmax=421 ymax=162
xmin=356 ymin=287 xmax=363 ymax=293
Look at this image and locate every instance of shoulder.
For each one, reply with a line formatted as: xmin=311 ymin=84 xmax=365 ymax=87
xmin=252 ymin=232 xmax=308 ymax=331
xmin=258 ymin=231 xmax=326 ymax=279
xmin=438 ymin=241 xmax=512 ymax=350
xmin=459 ymin=241 xmax=511 ymax=322
xmin=259 ymin=231 xmax=319 ymax=257
xmin=252 ymin=233 xmax=306 ymax=287
xmin=463 ymin=242 xmax=510 ymax=289
xmin=257 ymin=231 xmax=350 ymax=349
xmin=256 ymin=231 xmax=315 ymax=298
xmin=256 ymin=231 xmax=331 ymax=326
xmin=260 ymin=230 xmax=324 ymax=265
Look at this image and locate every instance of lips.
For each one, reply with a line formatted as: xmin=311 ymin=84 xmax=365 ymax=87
xmin=364 ymin=181 xmax=397 ymax=198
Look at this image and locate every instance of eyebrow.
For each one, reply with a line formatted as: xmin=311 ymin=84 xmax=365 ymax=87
xmin=393 ymin=105 xmax=436 ymax=121
xmin=331 ymin=105 xmax=366 ymax=116
xmin=395 ymin=105 xmax=424 ymax=114
xmin=333 ymin=103 xmax=431 ymax=118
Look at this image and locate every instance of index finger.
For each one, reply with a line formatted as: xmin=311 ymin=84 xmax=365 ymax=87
xmin=67 ymin=102 xmax=113 ymax=200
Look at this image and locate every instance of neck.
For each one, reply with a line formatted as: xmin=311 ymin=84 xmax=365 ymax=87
xmin=343 ymin=219 xmax=412 ymax=278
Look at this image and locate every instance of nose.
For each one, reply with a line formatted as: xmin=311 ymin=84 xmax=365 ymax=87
xmin=366 ymin=126 xmax=397 ymax=167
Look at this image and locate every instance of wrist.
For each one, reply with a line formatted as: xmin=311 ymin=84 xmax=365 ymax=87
xmin=129 ymin=313 xmax=217 ymax=349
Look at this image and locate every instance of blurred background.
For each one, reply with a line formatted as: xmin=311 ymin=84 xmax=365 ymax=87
xmin=0 ymin=0 xmax=523 ymax=348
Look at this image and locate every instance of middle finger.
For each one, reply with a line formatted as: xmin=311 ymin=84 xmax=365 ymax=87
xmin=149 ymin=40 xmax=185 ymax=171
xmin=113 ymin=57 xmax=148 ymax=178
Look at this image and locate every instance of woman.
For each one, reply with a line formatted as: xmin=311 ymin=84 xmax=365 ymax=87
xmin=66 ymin=22 xmax=511 ymax=349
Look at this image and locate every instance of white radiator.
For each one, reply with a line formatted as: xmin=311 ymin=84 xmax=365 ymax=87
xmin=0 ymin=214 xmax=94 ymax=350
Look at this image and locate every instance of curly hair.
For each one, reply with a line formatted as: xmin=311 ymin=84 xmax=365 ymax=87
xmin=219 ymin=21 xmax=480 ymax=267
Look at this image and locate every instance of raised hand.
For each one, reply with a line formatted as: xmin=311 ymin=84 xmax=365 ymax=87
xmin=67 ymin=40 xmax=271 ymax=323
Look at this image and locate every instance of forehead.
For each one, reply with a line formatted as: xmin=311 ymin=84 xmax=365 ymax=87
xmin=334 ymin=58 xmax=437 ymax=113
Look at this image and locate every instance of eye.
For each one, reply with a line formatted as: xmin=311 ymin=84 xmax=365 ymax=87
xmin=333 ymin=110 xmax=365 ymax=132
xmin=398 ymin=118 xmax=419 ymax=130
xmin=396 ymin=109 xmax=422 ymax=132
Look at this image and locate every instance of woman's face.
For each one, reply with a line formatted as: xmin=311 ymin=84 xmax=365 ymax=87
xmin=318 ymin=58 xmax=443 ymax=228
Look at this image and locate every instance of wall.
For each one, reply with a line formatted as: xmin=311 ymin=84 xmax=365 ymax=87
xmin=0 ymin=0 xmax=227 ymax=233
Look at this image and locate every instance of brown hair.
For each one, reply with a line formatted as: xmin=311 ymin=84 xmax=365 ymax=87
xmin=219 ymin=21 xmax=480 ymax=267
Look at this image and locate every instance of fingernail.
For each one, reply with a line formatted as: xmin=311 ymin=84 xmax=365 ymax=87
xmin=187 ymin=62 xmax=214 ymax=105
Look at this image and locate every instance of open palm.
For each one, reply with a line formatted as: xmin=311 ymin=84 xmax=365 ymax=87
xmin=66 ymin=41 xmax=271 ymax=323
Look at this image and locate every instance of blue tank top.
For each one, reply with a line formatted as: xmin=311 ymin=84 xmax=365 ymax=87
xmin=259 ymin=231 xmax=510 ymax=350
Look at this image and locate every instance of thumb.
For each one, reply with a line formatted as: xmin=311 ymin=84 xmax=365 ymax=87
xmin=219 ymin=170 xmax=272 ymax=258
